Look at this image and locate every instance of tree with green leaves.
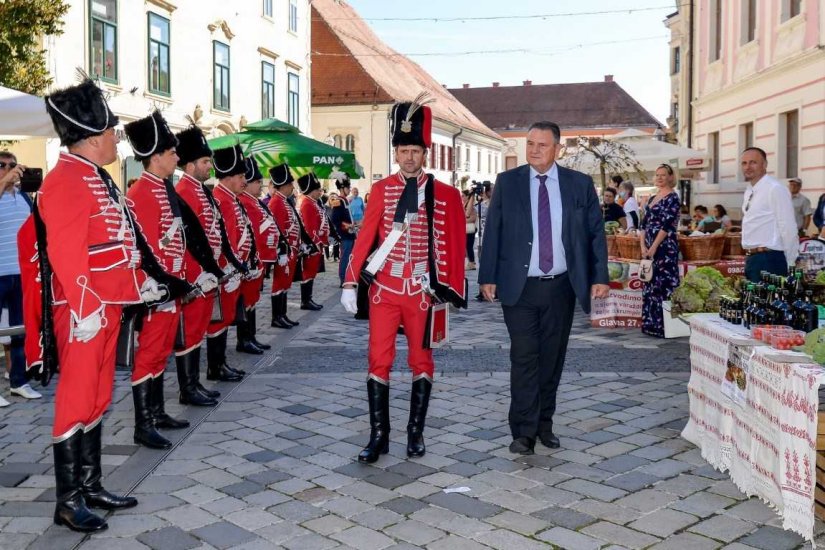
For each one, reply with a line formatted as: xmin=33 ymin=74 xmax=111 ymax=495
xmin=560 ymin=136 xmax=646 ymax=193
xmin=0 ymin=0 xmax=69 ymax=95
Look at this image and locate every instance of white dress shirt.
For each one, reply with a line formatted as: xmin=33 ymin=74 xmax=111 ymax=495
xmin=623 ymin=196 xmax=639 ymax=229
xmin=528 ymin=164 xmax=567 ymax=276
xmin=741 ymin=174 xmax=799 ymax=266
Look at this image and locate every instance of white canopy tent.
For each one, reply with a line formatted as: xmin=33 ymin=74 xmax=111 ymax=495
xmin=0 ymin=85 xmax=56 ymax=139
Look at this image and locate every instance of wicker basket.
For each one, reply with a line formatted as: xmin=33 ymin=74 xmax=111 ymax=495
xmin=723 ymin=233 xmax=743 ymax=257
xmin=606 ymin=235 xmax=619 ymax=258
xmin=678 ymin=234 xmax=726 ymax=261
xmin=615 ymin=234 xmax=642 ymax=260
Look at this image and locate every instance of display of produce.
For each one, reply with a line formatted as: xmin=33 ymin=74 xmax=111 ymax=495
xmin=671 ymin=267 xmax=736 ymax=316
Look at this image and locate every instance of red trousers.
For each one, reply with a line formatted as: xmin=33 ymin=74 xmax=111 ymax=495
xmin=176 ymin=293 xmax=214 ymax=355
xmin=240 ymin=274 xmax=264 ymax=312
xmin=208 ymin=286 xmax=239 ymax=336
xmin=271 ymin=255 xmax=297 ymax=295
xmin=52 ymin=303 xmax=122 ymax=439
xmin=132 ymin=306 xmax=180 ymax=384
xmin=301 ymin=254 xmax=322 ymax=283
xmin=367 ymin=285 xmax=433 ymax=383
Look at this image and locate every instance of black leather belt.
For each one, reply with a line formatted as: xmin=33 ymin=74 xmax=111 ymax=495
xmin=744 ymin=247 xmax=775 ymax=256
xmin=531 ymin=272 xmax=567 ymax=281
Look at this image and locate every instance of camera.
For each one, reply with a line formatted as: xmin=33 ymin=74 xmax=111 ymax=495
xmin=19 ymin=167 xmax=43 ymax=193
xmin=471 ymin=180 xmax=485 ymax=197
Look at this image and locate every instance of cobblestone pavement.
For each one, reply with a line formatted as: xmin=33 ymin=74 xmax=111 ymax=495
xmin=0 ymin=269 xmax=820 ymax=549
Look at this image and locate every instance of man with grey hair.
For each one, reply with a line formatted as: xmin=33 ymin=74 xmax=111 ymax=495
xmin=789 ymin=178 xmax=812 ymax=236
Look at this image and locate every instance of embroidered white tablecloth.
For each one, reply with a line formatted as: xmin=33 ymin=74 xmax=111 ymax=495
xmin=683 ymin=313 xmax=825 ymax=542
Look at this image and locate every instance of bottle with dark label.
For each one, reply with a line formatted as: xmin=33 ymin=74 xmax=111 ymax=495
xmin=781 ymin=289 xmax=794 ymax=326
xmin=803 ymin=291 xmax=819 ymax=333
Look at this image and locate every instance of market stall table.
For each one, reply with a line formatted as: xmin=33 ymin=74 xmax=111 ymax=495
xmin=683 ymin=313 xmax=825 ymax=542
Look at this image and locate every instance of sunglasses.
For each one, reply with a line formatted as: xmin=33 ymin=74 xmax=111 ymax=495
xmin=0 ymin=161 xmax=18 ymax=169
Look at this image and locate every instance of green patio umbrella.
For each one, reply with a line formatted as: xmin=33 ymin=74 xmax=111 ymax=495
xmin=207 ymin=118 xmax=363 ymax=179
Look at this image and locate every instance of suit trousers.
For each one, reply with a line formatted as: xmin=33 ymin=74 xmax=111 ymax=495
xmin=502 ymin=275 xmax=575 ymax=440
xmin=744 ymin=250 xmax=787 ymax=283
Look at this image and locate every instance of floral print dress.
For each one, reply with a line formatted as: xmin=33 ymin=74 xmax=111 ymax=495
xmin=641 ymin=192 xmax=681 ymax=337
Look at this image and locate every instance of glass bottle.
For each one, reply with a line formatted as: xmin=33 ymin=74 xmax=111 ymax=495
xmin=803 ymin=291 xmax=819 ymax=333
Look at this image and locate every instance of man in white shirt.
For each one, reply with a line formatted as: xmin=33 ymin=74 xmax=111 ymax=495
xmin=740 ymin=147 xmax=798 ymax=282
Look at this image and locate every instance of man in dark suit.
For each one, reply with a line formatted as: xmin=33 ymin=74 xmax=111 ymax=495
xmin=479 ymin=121 xmax=609 ymax=455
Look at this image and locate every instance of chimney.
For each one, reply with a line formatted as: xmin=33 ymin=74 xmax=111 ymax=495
xmin=492 ymin=82 xmax=500 ymax=87
xmin=462 ymin=83 xmax=470 ymax=88
xmin=604 ymin=74 xmax=614 ymax=82
xmin=523 ymin=80 xmax=532 ymax=86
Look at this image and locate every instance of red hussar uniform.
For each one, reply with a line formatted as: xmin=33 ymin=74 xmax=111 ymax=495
xmin=267 ymin=165 xmax=303 ymax=329
xmin=297 ymin=194 xmax=329 ymax=282
xmin=17 ymin=216 xmax=44 ymax=373
xmin=238 ymin=191 xmax=275 ymax=310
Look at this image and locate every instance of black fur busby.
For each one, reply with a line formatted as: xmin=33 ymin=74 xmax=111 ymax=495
xmin=269 ymin=163 xmax=294 ymax=187
xmin=212 ymin=144 xmax=246 ymax=178
xmin=334 ymin=174 xmax=351 ymax=190
xmin=123 ymin=110 xmax=178 ymax=161
xmin=44 ymin=79 xmax=119 ymax=146
xmin=391 ymin=92 xmax=434 ymax=148
xmin=244 ymin=156 xmax=264 ymax=183
xmin=297 ymin=172 xmax=321 ymax=194
xmin=175 ymin=125 xmax=212 ymax=167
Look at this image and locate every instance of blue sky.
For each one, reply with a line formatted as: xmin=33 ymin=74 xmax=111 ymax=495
xmin=345 ymin=0 xmax=677 ymax=125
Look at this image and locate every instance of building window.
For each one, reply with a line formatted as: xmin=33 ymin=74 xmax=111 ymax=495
xmin=289 ymin=0 xmax=298 ymax=32
xmin=333 ymin=134 xmax=342 ymax=149
xmin=287 ymin=72 xmax=299 ymax=126
xmin=738 ymin=122 xmax=753 ymax=179
xmin=213 ymin=41 xmax=230 ymax=111
xmin=495 ymin=155 xmax=499 ymax=173
xmin=456 ymin=145 xmax=462 ymax=169
xmin=438 ymin=145 xmax=446 ymax=171
xmin=741 ymin=0 xmax=757 ymax=44
xmin=448 ymin=146 xmax=454 ymax=171
xmin=477 ymin=150 xmax=481 ymax=172
xmin=263 ymin=0 xmax=273 ymax=17
xmin=671 ymin=46 xmax=681 ymax=74
xmin=782 ymin=0 xmax=802 ymax=21
xmin=148 ymin=13 xmax=170 ymax=95
xmin=487 ymin=152 xmax=492 ymax=173
xmin=90 ymin=0 xmax=117 ymax=82
xmin=709 ymin=131 xmax=720 ymax=183
xmin=261 ymin=61 xmax=275 ymax=119
xmin=565 ymin=137 xmax=578 ymax=148
xmin=505 ymin=155 xmax=518 ymax=170
xmin=345 ymin=134 xmax=355 ymax=152
xmin=782 ymin=110 xmax=799 ymax=178
xmin=710 ymin=0 xmax=722 ymax=62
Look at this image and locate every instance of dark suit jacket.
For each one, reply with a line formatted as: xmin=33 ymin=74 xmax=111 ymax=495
xmin=478 ymin=164 xmax=609 ymax=313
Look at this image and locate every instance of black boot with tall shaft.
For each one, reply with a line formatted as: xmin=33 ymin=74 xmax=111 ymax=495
xmin=81 ymin=424 xmax=138 ymax=510
xmin=151 ymin=373 xmax=189 ymax=429
xmin=53 ymin=431 xmax=108 ymax=532
xmin=406 ymin=378 xmax=433 ymax=458
xmin=176 ymin=349 xmax=217 ymax=406
xmin=270 ymin=294 xmax=292 ymax=329
xmin=248 ymin=308 xmax=271 ymax=350
xmin=358 ymin=379 xmax=391 ymax=464
xmin=300 ymin=280 xmax=323 ymax=310
xmin=132 ymin=381 xmax=172 ymax=449
xmin=236 ymin=309 xmax=264 ymax=355
xmin=206 ymin=331 xmax=243 ymax=382
xmin=282 ymin=293 xmax=300 ymax=326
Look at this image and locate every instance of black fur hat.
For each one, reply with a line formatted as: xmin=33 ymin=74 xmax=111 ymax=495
xmin=124 ymin=110 xmax=178 ymax=161
xmin=175 ymin=125 xmax=212 ymax=167
xmin=44 ymin=79 xmax=119 ymax=146
xmin=391 ymin=92 xmax=433 ymax=148
xmin=297 ymin=172 xmax=321 ymax=194
xmin=334 ymin=174 xmax=351 ymax=190
xmin=244 ymin=156 xmax=264 ymax=183
xmin=269 ymin=163 xmax=294 ymax=187
xmin=212 ymin=144 xmax=246 ymax=178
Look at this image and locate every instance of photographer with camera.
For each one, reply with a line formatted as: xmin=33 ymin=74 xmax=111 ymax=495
xmin=463 ymin=189 xmax=478 ymax=270
xmin=0 ymin=151 xmax=41 ymax=405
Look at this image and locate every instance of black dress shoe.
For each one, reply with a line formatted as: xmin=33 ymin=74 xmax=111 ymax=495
xmin=270 ymin=316 xmax=293 ymax=329
xmin=508 ymin=437 xmax=535 ymax=455
xmin=539 ymin=432 xmax=560 ymax=449
xmin=251 ymin=338 xmax=271 ymax=350
xmin=283 ymin=315 xmax=300 ymax=327
xmin=83 ymin=489 xmax=138 ymax=510
xmin=309 ymin=300 xmax=324 ymax=309
xmin=300 ymin=301 xmax=322 ymax=311
xmin=196 ymin=382 xmax=220 ymax=398
xmin=236 ymin=340 xmax=264 ymax=355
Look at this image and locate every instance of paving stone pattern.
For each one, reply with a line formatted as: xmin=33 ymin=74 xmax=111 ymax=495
xmin=0 ymin=272 xmax=821 ymax=549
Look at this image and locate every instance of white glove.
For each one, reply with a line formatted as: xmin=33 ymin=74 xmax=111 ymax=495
xmin=223 ymin=273 xmax=241 ymax=293
xmin=140 ymin=277 xmax=165 ymax=303
xmin=195 ymin=272 xmax=218 ymax=293
xmin=341 ymin=288 xmax=358 ymax=314
xmin=245 ymin=267 xmax=263 ymax=281
xmin=278 ymin=255 xmax=289 ymax=266
xmin=72 ymin=312 xmax=102 ymax=343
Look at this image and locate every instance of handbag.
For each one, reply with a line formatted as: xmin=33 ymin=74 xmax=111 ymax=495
xmin=639 ymin=258 xmax=654 ymax=282
xmin=465 ymin=222 xmax=476 ymax=234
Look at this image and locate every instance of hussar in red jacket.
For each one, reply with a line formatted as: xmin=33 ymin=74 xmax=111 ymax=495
xmin=341 ymin=96 xmax=467 ymax=464
xmin=295 ymin=172 xmax=329 ymax=311
xmin=268 ymin=164 xmax=302 ymax=329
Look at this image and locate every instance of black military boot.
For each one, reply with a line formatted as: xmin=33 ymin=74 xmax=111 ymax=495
xmin=53 ymin=431 xmax=108 ymax=532
xmin=270 ymin=294 xmax=292 ymax=329
xmin=300 ymin=280 xmax=323 ymax=311
xmin=176 ymin=350 xmax=217 ymax=406
xmin=248 ymin=308 xmax=271 ymax=350
xmin=206 ymin=332 xmax=243 ymax=382
xmin=406 ymin=377 xmax=433 ymax=458
xmin=307 ymin=280 xmax=323 ymax=310
xmin=282 ymin=293 xmax=300 ymax=326
xmin=81 ymin=424 xmax=138 ymax=510
xmin=151 ymin=373 xmax=189 ymax=430
xmin=358 ymin=379 xmax=390 ymax=464
xmin=235 ymin=311 xmax=264 ymax=355
xmin=132 ymin=381 xmax=172 ymax=449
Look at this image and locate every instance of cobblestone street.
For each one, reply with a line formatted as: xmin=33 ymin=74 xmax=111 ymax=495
xmin=0 ymin=271 xmax=819 ymax=549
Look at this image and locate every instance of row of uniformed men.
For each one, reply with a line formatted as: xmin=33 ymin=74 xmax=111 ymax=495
xmin=19 ymin=79 xmax=337 ymax=533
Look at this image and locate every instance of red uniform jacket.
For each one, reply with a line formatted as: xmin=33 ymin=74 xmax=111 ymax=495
xmin=127 ymin=172 xmax=185 ymax=277
xmin=37 ymin=152 xmax=143 ymax=321
xmin=176 ymin=175 xmax=222 ymax=283
xmin=17 ymin=216 xmax=43 ymax=369
xmin=213 ymin=183 xmax=253 ymax=267
xmin=345 ymin=172 xmax=466 ymax=302
xmin=239 ymin=191 xmax=280 ymax=263
xmin=269 ymin=192 xmax=301 ymax=255
xmin=297 ymin=195 xmax=329 ymax=250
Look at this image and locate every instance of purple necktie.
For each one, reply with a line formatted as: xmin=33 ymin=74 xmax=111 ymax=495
xmin=537 ymin=175 xmax=553 ymax=273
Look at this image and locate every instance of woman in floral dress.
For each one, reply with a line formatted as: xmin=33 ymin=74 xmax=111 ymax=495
xmin=639 ymin=164 xmax=681 ymax=337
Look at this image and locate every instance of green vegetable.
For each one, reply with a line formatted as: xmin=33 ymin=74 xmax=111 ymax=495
xmin=815 ymin=270 xmax=825 ymax=285
xmin=670 ymin=267 xmax=735 ymax=316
